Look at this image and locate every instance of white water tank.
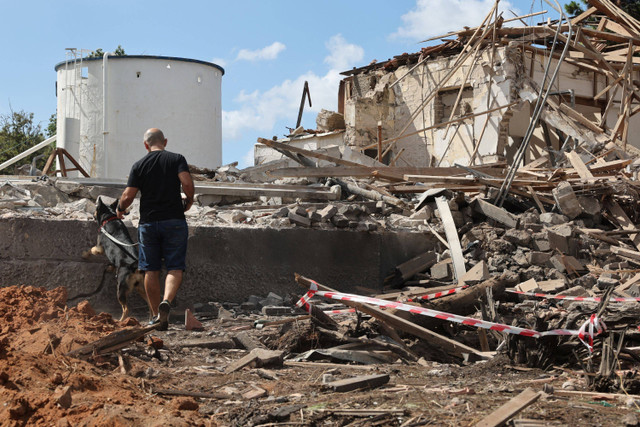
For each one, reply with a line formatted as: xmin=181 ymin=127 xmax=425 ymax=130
xmin=55 ymin=55 xmax=224 ymax=178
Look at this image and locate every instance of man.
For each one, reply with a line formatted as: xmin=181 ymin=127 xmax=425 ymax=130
xmin=117 ymin=128 xmax=194 ymax=330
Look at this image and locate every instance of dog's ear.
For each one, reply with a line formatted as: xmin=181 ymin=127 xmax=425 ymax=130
xmin=96 ymin=196 xmax=104 ymax=209
xmin=110 ymin=199 xmax=119 ymax=210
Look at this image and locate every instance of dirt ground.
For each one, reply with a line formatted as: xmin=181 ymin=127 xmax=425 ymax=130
xmin=0 ymin=285 xmax=637 ymax=426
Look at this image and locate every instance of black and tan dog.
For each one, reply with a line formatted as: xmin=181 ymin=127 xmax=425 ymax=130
xmin=84 ymin=196 xmax=149 ymax=321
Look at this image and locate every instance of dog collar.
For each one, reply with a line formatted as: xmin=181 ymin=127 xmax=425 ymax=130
xmin=100 ymin=215 xmax=119 ymax=230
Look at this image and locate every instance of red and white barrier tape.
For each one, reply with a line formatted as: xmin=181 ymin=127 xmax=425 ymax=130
xmin=407 ymin=285 xmax=469 ymax=302
xmin=507 ymin=289 xmax=640 ymax=303
xmin=297 ymin=281 xmax=605 ymax=351
xmin=578 ymin=314 xmax=606 ymax=353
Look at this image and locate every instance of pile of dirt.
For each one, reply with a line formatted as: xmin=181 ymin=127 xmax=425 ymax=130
xmin=0 ymin=285 xmax=205 ymax=426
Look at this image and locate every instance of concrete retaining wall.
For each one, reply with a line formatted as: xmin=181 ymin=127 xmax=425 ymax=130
xmin=0 ymin=217 xmax=434 ymax=316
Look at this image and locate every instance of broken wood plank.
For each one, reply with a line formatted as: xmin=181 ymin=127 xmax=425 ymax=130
xmin=611 ymin=246 xmax=640 ymax=261
xmin=153 ymin=388 xmax=232 ymax=400
xmin=233 ymin=331 xmax=265 ymax=351
xmin=566 ymin=151 xmax=595 ymax=181
xmin=606 ymin=200 xmax=640 ymax=252
xmin=225 ymin=348 xmax=284 ymax=373
xmin=66 ymin=325 xmax=157 ymax=359
xmin=435 ymin=196 xmax=466 ymax=282
xmin=389 ymin=251 xmax=438 ymax=286
xmin=475 ymin=387 xmax=541 ymax=427
xmin=472 ymin=198 xmax=518 ymax=228
xmin=295 ymin=274 xmax=487 ymax=360
xmin=283 ymin=361 xmax=376 ymax=371
xmin=322 ymin=374 xmax=390 ymax=392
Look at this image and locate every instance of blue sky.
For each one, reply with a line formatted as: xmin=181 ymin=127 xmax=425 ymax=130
xmin=0 ymin=0 xmax=568 ymax=168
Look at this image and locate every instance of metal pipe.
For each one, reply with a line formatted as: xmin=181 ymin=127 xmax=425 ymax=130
xmin=102 ymin=51 xmax=113 ymax=178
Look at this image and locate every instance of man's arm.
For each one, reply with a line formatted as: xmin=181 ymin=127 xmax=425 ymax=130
xmin=117 ymin=186 xmax=139 ymax=219
xmin=179 ymin=171 xmax=195 ymax=212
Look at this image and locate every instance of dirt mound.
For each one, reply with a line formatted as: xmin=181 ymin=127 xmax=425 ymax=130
xmin=0 ymin=285 xmax=204 ymax=426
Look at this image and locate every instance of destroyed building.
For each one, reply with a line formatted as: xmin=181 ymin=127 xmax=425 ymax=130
xmin=338 ymin=5 xmax=640 ymax=168
xmin=4 ymin=0 xmax=640 ymax=425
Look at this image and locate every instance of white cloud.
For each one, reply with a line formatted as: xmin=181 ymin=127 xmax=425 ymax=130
xmin=236 ymin=42 xmax=286 ymax=61
xmin=241 ymin=147 xmax=255 ymax=168
xmin=324 ymin=34 xmax=364 ymax=71
xmin=391 ymin=0 xmax=516 ymax=42
xmin=211 ymin=57 xmax=227 ymax=68
xmin=222 ymin=35 xmax=364 ymax=143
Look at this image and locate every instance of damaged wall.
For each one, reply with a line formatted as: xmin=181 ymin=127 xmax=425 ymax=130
xmin=0 ymin=217 xmax=434 ymax=315
xmin=341 ymin=43 xmax=640 ymax=167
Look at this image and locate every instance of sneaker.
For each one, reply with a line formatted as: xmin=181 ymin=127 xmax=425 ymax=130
xmin=148 ymin=314 xmax=168 ymax=331
xmin=158 ymin=300 xmax=171 ymax=323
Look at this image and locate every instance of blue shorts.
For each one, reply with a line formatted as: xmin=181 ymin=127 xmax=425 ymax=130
xmin=138 ymin=219 xmax=188 ymax=271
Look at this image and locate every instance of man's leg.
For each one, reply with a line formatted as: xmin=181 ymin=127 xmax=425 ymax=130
xmin=163 ymin=270 xmax=183 ymax=303
xmin=145 ymin=270 xmax=162 ymax=316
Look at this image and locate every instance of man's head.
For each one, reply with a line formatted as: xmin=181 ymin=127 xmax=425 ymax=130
xmin=143 ymin=128 xmax=167 ymax=151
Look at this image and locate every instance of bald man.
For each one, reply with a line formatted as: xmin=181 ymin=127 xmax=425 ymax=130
xmin=117 ymin=128 xmax=194 ymax=330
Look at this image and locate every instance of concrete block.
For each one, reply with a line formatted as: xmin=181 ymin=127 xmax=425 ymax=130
xmin=528 ymin=251 xmax=552 ymax=266
xmin=473 ymin=198 xmax=518 ymax=228
xmin=516 ymin=278 xmax=538 ymax=292
xmin=578 ymin=196 xmax=602 ymax=217
xmin=288 ymin=211 xmax=311 ymax=227
xmin=410 ymin=205 xmax=433 ymax=220
xmin=547 ymin=255 xmax=566 ymax=273
xmin=261 ymin=306 xmax=291 ymax=316
xmin=547 ymin=230 xmax=569 ymax=254
xmin=538 ymin=279 xmax=565 ymax=293
xmin=331 ymin=214 xmax=349 ymax=228
xmin=533 ymin=239 xmax=551 ymax=252
xmin=431 ymin=259 xmax=453 ymax=280
xmin=539 ymin=212 xmax=568 ymax=225
xmin=503 ymin=229 xmax=532 ymax=247
xmin=552 ymin=182 xmax=582 ymax=219
xmin=318 ymin=204 xmax=337 ymax=221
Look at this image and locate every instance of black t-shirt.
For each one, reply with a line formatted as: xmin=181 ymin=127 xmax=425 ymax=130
xmin=127 ymin=150 xmax=189 ymax=223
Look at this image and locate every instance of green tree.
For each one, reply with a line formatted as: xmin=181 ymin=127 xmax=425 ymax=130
xmin=0 ymin=110 xmax=54 ymax=175
xmin=87 ymin=45 xmax=126 ymax=58
xmin=564 ymin=1 xmax=584 ymax=16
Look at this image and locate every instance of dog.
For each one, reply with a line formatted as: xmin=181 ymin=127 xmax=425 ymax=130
xmin=84 ymin=196 xmax=149 ymax=321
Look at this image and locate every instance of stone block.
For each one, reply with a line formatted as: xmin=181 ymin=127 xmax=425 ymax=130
xmin=578 ymin=196 xmax=602 ymax=217
xmin=547 ymin=230 xmax=569 ymax=254
xmin=288 ymin=211 xmax=311 ymax=227
xmin=410 ymin=205 xmax=433 ymax=220
xmin=331 ymin=214 xmax=349 ymax=228
xmin=552 ymin=182 xmax=582 ymax=219
xmin=318 ymin=205 xmax=338 ymax=221
xmin=528 ymin=251 xmax=552 ymax=266
xmin=547 ymin=255 xmax=566 ymax=273
xmin=261 ymin=306 xmax=291 ymax=316
xmin=539 ymin=212 xmax=568 ymax=225
xmin=431 ymin=259 xmax=452 ymax=280
xmin=503 ymin=229 xmax=532 ymax=247
xmin=316 ymin=109 xmax=345 ymax=131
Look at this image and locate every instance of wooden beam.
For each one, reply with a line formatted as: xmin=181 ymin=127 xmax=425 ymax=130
xmin=476 ymin=387 xmax=541 ymax=427
xmin=606 ymin=200 xmax=640 ymax=252
xmin=566 ymin=151 xmax=595 ymax=181
xmin=435 ymin=196 xmax=466 ymax=281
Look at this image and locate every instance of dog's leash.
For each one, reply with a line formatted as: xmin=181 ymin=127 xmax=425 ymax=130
xmin=100 ymin=216 xmax=139 ymax=261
